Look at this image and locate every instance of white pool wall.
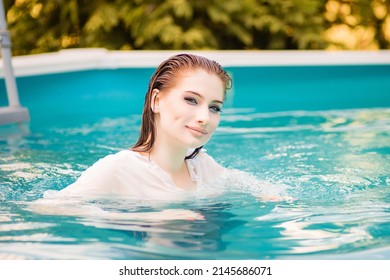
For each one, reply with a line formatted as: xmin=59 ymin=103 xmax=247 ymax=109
xmin=1 ymin=49 xmax=390 ymax=78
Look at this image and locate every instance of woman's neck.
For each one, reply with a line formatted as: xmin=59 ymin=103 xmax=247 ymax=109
xmin=148 ymin=139 xmax=195 ymax=190
xmin=150 ymin=143 xmax=187 ymax=174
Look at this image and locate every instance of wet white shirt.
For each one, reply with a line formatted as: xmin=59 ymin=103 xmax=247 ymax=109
xmin=55 ymin=149 xmax=225 ymax=199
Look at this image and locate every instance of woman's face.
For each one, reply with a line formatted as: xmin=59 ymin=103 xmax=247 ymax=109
xmin=154 ymin=69 xmax=225 ymax=150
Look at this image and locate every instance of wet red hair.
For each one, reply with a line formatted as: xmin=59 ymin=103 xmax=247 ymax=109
xmin=132 ymin=53 xmax=232 ymax=159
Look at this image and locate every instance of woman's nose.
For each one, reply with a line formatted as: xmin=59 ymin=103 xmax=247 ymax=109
xmin=196 ymin=106 xmax=210 ymax=125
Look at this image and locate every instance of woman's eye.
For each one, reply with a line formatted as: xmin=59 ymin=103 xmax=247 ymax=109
xmin=184 ymin=97 xmax=198 ymax=105
xmin=209 ymin=105 xmax=221 ymax=113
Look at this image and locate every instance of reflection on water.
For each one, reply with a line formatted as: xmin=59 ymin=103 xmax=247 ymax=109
xmin=1 ymin=108 xmax=390 ymax=259
xmin=0 ymin=198 xmax=246 ymax=259
xmin=256 ymin=201 xmax=378 ymax=254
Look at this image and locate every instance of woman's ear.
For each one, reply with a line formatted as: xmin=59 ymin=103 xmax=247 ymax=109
xmin=151 ymin=89 xmax=160 ymax=113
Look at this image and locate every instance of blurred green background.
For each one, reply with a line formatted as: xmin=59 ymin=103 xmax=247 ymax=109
xmin=3 ymin=0 xmax=390 ymax=56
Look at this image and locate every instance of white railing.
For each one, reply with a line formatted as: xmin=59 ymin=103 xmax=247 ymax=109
xmin=0 ymin=0 xmax=29 ymax=126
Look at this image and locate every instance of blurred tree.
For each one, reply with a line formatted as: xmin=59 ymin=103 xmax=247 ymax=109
xmin=2 ymin=0 xmax=389 ymax=55
xmin=250 ymin=0 xmax=326 ymax=49
xmin=324 ymin=0 xmax=390 ymax=49
xmin=4 ymin=0 xmax=84 ymax=54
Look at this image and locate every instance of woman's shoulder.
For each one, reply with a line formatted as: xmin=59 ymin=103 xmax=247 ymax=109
xmin=107 ymin=149 xmax=139 ymax=160
xmin=80 ymin=150 xmax=132 ymax=172
xmin=195 ymin=149 xmax=224 ymax=168
xmin=57 ymin=150 xmax=145 ymax=196
xmin=187 ymin=149 xmax=226 ymax=184
xmin=96 ymin=149 xmax=146 ymax=165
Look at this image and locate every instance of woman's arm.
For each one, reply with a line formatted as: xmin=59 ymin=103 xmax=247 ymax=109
xmin=26 ymin=198 xmax=204 ymax=221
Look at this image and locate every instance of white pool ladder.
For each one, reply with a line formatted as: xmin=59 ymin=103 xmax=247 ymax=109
xmin=0 ymin=1 xmax=30 ymax=126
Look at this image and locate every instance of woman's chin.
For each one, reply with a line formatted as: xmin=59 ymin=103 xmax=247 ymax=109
xmin=185 ymin=140 xmax=207 ymax=150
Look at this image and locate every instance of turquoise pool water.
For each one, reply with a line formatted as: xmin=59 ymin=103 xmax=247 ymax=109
xmin=1 ymin=65 xmax=390 ymax=259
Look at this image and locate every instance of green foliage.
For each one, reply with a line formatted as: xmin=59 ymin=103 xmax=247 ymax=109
xmin=2 ymin=0 xmax=389 ymax=55
xmin=325 ymin=0 xmax=390 ymax=49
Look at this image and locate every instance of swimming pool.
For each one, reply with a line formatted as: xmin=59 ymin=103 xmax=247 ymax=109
xmin=1 ymin=50 xmax=390 ymax=259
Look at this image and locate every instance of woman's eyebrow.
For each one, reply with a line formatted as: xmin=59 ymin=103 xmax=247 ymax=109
xmin=185 ymin=91 xmax=224 ymax=104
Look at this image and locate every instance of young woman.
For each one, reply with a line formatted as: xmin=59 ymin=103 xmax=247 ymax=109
xmin=56 ymin=53 xmax=232 ymax=199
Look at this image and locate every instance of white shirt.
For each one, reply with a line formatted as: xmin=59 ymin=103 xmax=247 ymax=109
xmin=55 ymin=149 xmax=225 ymax=199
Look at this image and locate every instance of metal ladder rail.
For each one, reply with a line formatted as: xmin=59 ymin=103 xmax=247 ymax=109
xmin=0 ymin=0 xmax=30 ymax=126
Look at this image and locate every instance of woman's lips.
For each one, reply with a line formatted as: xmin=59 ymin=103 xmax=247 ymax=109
xmin=186 ymin=126 xmax=207 ymax=136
